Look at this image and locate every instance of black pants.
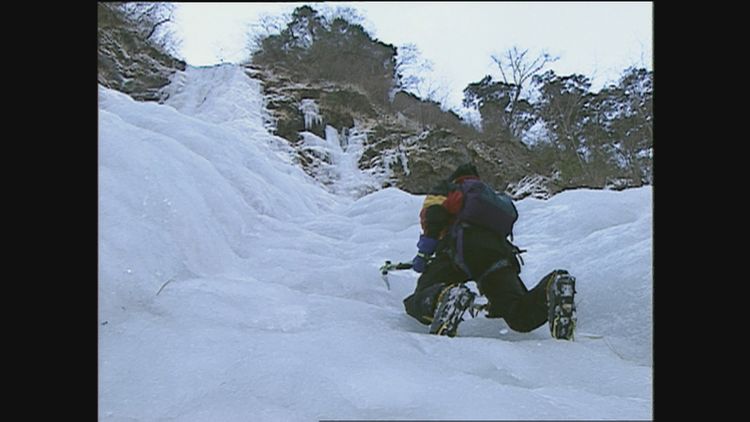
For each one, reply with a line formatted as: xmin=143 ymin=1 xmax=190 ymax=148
xmin=403 ymin=251 xmax=551 ymax=333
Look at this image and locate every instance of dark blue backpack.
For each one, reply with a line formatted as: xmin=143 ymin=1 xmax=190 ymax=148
xmin=456 ymin=179 xmax=518 ymax=238
xmin=451 ymin=179 xmax=520 ymax=279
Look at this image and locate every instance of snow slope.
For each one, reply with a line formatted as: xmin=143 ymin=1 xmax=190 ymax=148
xmin=98 ymin=64 xmax=653 ymax=421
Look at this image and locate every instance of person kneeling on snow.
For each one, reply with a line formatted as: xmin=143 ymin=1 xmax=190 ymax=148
xmin=402 ymin=163 xmax=577 ymax=339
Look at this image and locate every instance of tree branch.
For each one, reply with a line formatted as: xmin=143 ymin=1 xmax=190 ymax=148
xmin=146 ymin=18 xmax=171 ymax=40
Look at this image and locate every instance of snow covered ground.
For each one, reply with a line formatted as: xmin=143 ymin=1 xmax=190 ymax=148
xmin=98 ymin=64 xmax=653 ymax=421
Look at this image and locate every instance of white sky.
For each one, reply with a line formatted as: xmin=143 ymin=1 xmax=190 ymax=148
xmin=173 ymin=2 xmax=653 ymax=110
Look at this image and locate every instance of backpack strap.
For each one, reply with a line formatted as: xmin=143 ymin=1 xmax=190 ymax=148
xmin=473 ymin=243 xmax=528 ymax=285
xmin=451 ymin=221 xmax=473 ymax=278
xmin=449 ymin=181 xmax=474 ymax=278
xmin=475 ymin=258 xmax=513 ymax=285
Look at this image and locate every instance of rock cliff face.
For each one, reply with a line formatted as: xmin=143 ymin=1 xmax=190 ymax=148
xmin=248 ymin=62 xmax=554 ymax=199
xmin=97 ymin=4 xmax=186 ymax=103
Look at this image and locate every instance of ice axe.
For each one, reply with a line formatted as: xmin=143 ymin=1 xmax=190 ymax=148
xmin=378 ymin=260 xmax=413 ymax=290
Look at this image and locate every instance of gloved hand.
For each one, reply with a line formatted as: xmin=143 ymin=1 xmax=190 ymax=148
xmin=412 ymin=253 xmax=428 ymax=273
xmin=412 ymin=235 xmax=438 ymax=273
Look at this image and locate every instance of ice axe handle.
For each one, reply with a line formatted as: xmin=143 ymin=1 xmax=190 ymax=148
xmin=381 ymin=260 xmax=413 ymax=273
xmin=379 ymin=261 xmax=414 ymax=291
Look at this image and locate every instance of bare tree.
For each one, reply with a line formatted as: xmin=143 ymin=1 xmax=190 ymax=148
xmin=395 ymin=44 xmax=433 ymax=95
xmin=490 ymin=47 xmax=558 ymax=140
xmin=117 ymin=2 xmax=181 ymax=56
xmin=491 ymin=47 xmax=558 ymax=99
xmin=394 ymin=44 xmax=453 ymax=110
xmin=246 ymin=11 xmax=291 ymax=54
xmin=420 ymin=78 xmax=452 ymax=109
